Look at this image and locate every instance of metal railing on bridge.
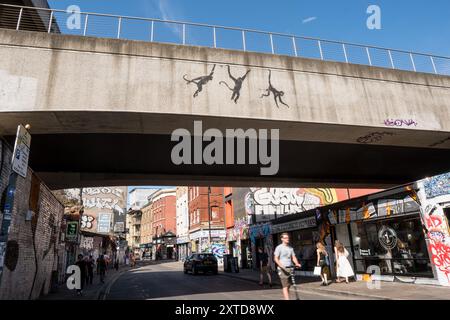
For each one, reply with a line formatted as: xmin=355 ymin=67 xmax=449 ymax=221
xmin=1 ymin=3 xmax=449 ymax=76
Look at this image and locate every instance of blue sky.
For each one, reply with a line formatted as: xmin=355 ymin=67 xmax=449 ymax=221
xmin=47 ymin=0 xmax=450 ymax=56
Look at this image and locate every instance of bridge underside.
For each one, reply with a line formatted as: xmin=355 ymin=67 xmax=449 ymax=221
xmin=4 ymin=130 xmax=449 ymax=190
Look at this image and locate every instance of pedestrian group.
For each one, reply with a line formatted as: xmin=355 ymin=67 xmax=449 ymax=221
xmin=258 ymin=233 xmax=355 ymax=300
xmin=74 ymin=253 xmax=114 ymax=296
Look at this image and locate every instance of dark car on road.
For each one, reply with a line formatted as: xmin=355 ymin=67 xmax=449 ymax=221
xmin=184 ymin=253 xmax=218 ymax=275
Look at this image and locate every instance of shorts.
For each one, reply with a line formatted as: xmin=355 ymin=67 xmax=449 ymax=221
xmin=277 ymin=268 xmax=291 ymax=288
xmin=321 ymin=265 xmax=330 ymax=277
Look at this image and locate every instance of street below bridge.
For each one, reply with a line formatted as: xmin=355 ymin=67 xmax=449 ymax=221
xmin=104 ymin=261 xmax=366 ymax=300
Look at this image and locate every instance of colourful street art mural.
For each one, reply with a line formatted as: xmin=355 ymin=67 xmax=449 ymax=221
xmin=422 ymin=205 xmax=450 ymax=283
xmin=424 ymin=173 xmax=450 ymax=199
xmin=417 ymin=174 xmax=450 ymax=286
xmin=202 ymin=241 xmax=226 ymax=264
xmin=245 ymin=188 xmax=339 ymax=222
xmin=249 ymin=223 xmax=275 ymax=270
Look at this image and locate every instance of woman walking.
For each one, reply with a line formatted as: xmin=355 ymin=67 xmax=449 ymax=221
xmin=258 ymin=247 xmax=272 ymax=287
xmin=335 ymin=241 xmax=354 ymax=284
xmin=316 ymin=242 xmax=330 ymax=286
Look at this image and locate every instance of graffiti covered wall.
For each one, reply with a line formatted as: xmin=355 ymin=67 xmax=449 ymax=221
xmin=417 ymin=173 xmax=450 ymax=286
xmin=0 ymin=141 xmax=65 ymax=299
xmin=64 ymin=187 xmax=127 ymax=234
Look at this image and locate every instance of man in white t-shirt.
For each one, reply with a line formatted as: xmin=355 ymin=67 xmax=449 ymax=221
xmin=274 ymin=232 xmax=301 ymax=300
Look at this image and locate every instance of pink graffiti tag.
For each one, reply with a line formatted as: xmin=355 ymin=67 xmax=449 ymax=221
xmin=429 ymin=241 xmax=450 ymax=280
xmin=425 ymin=215 xmax=443 ymax=229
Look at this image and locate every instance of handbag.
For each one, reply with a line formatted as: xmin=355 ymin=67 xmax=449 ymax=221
xmin=344 ymin=248 xmax=349 ymax=258
xmin=313 ymin=266 xmax=322 ymax=276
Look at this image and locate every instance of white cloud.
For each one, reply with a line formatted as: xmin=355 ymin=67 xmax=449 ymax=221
xmin=155 ymin=0 xmax=183 ymax=37
xmin=302 ymin=16 xmax=317 ymax=24
xmin=141 ymin=0 xmax=183 ymax=38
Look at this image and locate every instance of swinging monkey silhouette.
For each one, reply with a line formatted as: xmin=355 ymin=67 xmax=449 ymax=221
xmin=260 ymin=70 xmax=289 ymax=108
xmin=183 ymin=65 xmax=216 ymax=98
xmin=219 ymin=65 xmax=251 ymax=103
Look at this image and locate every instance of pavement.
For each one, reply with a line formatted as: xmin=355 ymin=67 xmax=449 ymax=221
xmin=219 ymin=265 xmax=450 ymax=300
xmin=40 ymin=262 xmax=147 ymax=300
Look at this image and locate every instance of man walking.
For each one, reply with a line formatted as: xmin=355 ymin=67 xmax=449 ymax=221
xmin=97 ymin=254 xmax=107 ymax=283
xmin=274 ymin=233 xmax=301 ymax=300
xmin=75 ymin=254 xmax=87 ymax=296
xmin=258 ymin=247 xmax=272 ymax=287
xmin=86 ymin=255 xmax=95 ymax=285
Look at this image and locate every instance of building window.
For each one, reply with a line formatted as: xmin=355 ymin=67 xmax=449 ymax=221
xmin=211 ymin=207 xmax=219 ymax=220
xmin=351 ymin=215 xmax=432 ymax=277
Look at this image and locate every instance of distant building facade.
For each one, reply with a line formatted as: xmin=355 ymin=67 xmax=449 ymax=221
xmin=176 ymin=187 xmax=189 ymax=260
xmin=150 ymin=189 xmax=177 ymax=260
xmin=188 ymin=187 xmax=226 ymax=262
xmin=128 ymin=188 xmax=158 ymax=210
xmin=140 ymin=202 xmax=153 ymax=258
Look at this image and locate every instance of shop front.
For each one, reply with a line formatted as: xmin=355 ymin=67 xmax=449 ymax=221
xmin=189 ymin=229 xmax=227 ymax=264
xmin=78 ymin=231 xmax=117 ymax=265
xmin=351 ymin=214 xmax=430 ymax=277
xmin=176 ymin=235 xmax=190 ymax=260
xmin=226 ymin=218 xmax=250 ymax=269
xmin=153 ymin=231 xmax=177 ymax=259
xmin=140 ymin=243 xmax=153 ymax=259
xmin=271 ymin=214 xmax=320 ymax=275
xmin=249 ymin=222 xmax=273 ymax=270
xmin=324 ymin=184 xmax=436 ymax=283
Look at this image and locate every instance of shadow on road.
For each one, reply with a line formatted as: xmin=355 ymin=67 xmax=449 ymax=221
xmin=107 ymin=261 xmax=321 ymax=300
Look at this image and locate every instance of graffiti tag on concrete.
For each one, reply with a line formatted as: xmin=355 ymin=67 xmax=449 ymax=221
xmin=357 ymin=132 xmax=394 ymax=144
xmin=384 ymin=119 xmax=418 ymax=127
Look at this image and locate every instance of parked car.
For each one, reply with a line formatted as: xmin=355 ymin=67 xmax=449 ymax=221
xmin=183 ymin=253 xmax=218 ymax=275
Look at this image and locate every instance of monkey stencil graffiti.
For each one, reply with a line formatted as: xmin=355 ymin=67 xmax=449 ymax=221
xmin=183 ymin=65 xmax=216 ymax=98
xmin=260 ymin=70 xmax=289 ymax=108
xmin=219 ymin=65 xmax=250 ymax=103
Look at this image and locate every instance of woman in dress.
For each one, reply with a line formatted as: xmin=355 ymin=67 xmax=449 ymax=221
xmin=334 ymin=240 xmax=342 ymax=280
xmin=316 ymin=242 xmax=330 ymax=286
xmin=335 ymin=242 xmax=354 ymax=284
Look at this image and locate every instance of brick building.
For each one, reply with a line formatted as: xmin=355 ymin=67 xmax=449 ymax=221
xmin=188 ymin=187 xmax=226 ymax=255
xmin=140 ymin=201 xmax=153 ymax=257
xmin=126 ymin=208 xmax=142 ymax=256
xmin=176 ymin=187 xmax=189 ymax=260
xmin=0 ymin=138 xmax=65 ymax=299
xmin=150 ymin=188 xmax=176 ymax=259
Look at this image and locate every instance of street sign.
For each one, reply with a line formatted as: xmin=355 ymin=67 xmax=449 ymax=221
xmin=11 ymin=124 xmax=31 ymax=178
xmin=66 ymin=221 xmax=79 ymax=242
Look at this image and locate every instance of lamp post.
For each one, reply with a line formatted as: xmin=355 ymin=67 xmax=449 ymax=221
xmin=208 ymin=186 xmax=212 ymax=245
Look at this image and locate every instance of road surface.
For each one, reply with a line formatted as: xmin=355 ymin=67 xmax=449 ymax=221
xmin=105 ymin=261 xmax=368 ymax=300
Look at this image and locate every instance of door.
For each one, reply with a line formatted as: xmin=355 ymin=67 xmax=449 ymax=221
xmin=167 ymin=247 xmax=173 ymax=259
